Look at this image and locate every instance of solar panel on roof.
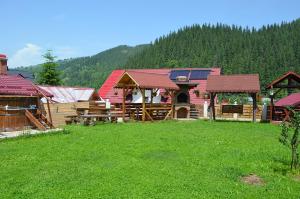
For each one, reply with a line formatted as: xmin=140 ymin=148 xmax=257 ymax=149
xmin=190 ymin=70 xmax=211 ymax=80
xmin=169 ymin=70 xmax=190 ymax=80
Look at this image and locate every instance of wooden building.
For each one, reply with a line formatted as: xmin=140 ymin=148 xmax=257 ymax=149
xmin=266 ymin=71 xmax=300 ymax=122
xmin=99 ymin=68 xmax=221 ymax=119
xmin=0 ymin=54 xmax=53 ymax=132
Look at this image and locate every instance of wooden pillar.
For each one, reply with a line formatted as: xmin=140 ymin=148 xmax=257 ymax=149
xmin=210 ymin=93 xmax=216 ymax=120
xmin=269 ymin=86 xmax=274 ymax=122
xmin=251 ymin=93 xmax=257 ymax=122
xmin=170 ymin=90 xmax=175 ymax=119
xmin=141 ymin=88 xmax=146 ymax=121
xmin=46 ymin=98 xmax=53 ymax=128
xmin=270 ymin=95 xmax=274 ymax=122
xmin=122 ymin=87 xmax=126 ymax=121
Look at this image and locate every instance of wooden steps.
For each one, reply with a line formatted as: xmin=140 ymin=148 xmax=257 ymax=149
xmin=25 ymin=110 xmax=47 ymax=131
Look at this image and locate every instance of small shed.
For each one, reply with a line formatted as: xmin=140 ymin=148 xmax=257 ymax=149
xmin=206 ymin=74 xmax=260 ymax=122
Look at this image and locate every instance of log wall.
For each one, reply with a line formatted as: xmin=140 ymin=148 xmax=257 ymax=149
xmin=0 ymin=97 xmax=38 ymax=132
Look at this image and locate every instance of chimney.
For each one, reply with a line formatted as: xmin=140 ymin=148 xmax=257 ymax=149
xmin=0 ymin=54 xmax=8 ymax=75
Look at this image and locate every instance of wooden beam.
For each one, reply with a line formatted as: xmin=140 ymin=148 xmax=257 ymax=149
xmin=210 ymin=93 xmax=216 ymax=120
xmin=145 ymin=110 xmax=154 ymax=121
xmin=251 ymin=93 xmax=257 ymax=122
xmin=169 ymin=90 xmax=175 ymax=119
xmin=141 ymin=88 xmax=146 ymax=121
xmin=122 ymin=87 xmax=126 ymax=121
xmin=164 ymin=109 xmax=172 ymax=120
xmin=46 ymin=98 xmax=53 ymax=127
xmin=272 ymin=85 xmax=300 ymax=89
xmin=270 ymin=86 xmax=274 ymax=122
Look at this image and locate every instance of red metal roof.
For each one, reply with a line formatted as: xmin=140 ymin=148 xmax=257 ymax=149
xmin=117 ymin=71 xmax=180 ymax=90
xmin=0 ymin=54 xmax=6 ymax=59
xmin=206 ymin=74 xmax=260 ymax=93
xmin=99 ymin=68 xmax=221 ymax=104
xmin=275 ymin=93 xmax=300 ymax=107
xmin=0 ymin=75 xmax=53 ymax=97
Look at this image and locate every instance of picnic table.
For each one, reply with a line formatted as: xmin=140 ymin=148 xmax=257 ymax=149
xmin=79 ymin=112 xmax=123 ymax=125
xmin=64 ymin=115 xmax=79 ymax=124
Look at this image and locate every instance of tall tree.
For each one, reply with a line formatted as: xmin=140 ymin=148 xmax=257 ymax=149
xmin=38 ymin=50 xmax=61 ymax=85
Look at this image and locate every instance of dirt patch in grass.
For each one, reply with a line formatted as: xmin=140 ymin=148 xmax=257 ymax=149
xmin=241 ymin=174 xmax=265 ymax=186
xmin=293 ymin=175 xmax=300 ymax=182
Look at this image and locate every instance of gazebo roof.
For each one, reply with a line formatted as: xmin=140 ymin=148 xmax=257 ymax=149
xmin=275 ymin=93 xmax=300 ymax=107
xmin=266 ymin=71 xmax=300 ymax=89
xmin=115 ymin=71 xmax=180 ymax=90
xmin=206 ymin=74 xmax=260 ymax=93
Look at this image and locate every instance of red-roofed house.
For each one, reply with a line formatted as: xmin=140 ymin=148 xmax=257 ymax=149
xmin=0 ymin=54 xmax=53 ymax=132
xmin=99 ymin=68 xmax=221 ymax=105
xmin=99 ymin=68 xmax=221 ymax=119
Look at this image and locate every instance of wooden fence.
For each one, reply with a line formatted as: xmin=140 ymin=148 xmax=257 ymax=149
xmin=43 ymin=102 xmax=89 ymax=127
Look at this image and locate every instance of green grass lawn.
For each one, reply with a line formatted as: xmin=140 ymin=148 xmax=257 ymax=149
xmin=0 ymin=120 xmax=299 ymax=198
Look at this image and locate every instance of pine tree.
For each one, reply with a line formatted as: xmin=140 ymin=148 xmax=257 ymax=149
xmin=38 ymin=50 xmax=61 ymax=85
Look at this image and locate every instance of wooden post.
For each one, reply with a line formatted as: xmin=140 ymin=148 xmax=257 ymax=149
xmin=122 ymin=87 xmax=126 ymax=121
xmin=270 ymin=86 xmax=274 ymax=122
xmin=210 ymin=93 xmax=216 ymax=120
xmin=170 ymin=90 xmax=175 ymax=119
xmin=141 ymin=88 xmax=146 ymax=121
xmin=251 ymin=93 xmax=257 ymax=122
xmin=46 ymin=98 xmax=53 ymax=128
xmin=270 ymin=95 xmax=274 ymax=122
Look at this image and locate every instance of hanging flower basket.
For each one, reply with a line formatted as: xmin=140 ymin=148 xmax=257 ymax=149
xmin=193 ymin=90 xmax=200 ymax=97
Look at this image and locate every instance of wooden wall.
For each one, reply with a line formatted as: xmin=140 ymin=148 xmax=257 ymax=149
xmin=214 ymin=104 xmax=263 ymax=120
xmin=43 ymin=102 xmax=89 ymax=127
xmin=0 ymin=96 xmax=38 ymax=132
xmin=195 ymin=104 xmax=263 ymax=121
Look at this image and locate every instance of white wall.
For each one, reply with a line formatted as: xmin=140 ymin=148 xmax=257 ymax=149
xmin=131 ymin=89 xmax=161 ymax=103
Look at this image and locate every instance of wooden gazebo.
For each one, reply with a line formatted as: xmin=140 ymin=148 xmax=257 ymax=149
xmin=266 ymin=71 xmax=300 ymax=122
xmin=114 ymin=71 xmax=180 ymax=121
xmin=206 ymin=74 xmax=260 ymax=122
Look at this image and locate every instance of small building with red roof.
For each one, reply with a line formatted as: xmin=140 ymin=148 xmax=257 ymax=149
xmin=0 ymin=54 xmax=53 ymax=132
xmin=99 ymin=68 xmax=221 ymax=105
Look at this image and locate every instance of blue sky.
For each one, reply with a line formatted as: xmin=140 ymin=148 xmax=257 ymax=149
xmin=1 ymin=0 xmax=299 ymax=68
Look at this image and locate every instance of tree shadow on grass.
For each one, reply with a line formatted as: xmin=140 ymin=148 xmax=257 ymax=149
xmin=272 ymin=157 xmax=290 ymax=176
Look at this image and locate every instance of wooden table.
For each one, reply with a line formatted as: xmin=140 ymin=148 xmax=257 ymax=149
xmin=64 ymin=115 xmax=79 ymax=124
xmin=79 ymin=114 xmax=119 ymax=125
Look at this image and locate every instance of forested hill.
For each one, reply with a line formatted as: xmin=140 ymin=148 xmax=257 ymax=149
xmin=126 ymin=19 xmax=300 ymax=91
xmin=18 ymin=45 xmax=148 ymax=88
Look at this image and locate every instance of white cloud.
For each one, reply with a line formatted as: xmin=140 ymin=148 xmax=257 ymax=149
xmin=9 ymin=44 xmax=78 ymax=68
xmin=9 ymin=43 xmax=43 ymax=68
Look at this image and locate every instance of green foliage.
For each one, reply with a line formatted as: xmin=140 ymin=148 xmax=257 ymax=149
xmin=38 ymin=50 xmax=61 ymax=85
xmin=280 ymin=109 xmax=300 ymax=170
xmin=0 ymin=121 xmax=299 ymax=198
xmin=127 ymin=20 xmax=300 ymax=93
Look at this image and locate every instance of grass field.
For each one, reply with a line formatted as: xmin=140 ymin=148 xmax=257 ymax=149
xmin=0 ymin=120 xmax=299 ymax=198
